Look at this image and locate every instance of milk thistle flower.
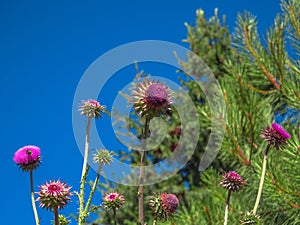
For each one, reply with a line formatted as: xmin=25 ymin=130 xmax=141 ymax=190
xmin=37 ymin=180 xmax=72 ymax=225
xmin=261 ymin=123 xmax=291 ymax=150
xmin=13 ymin=145 xmax=41 ymax=172
xmin=221 ymin=171 xmax=246 ymax=192
xmin=103 ymin=192 xmax=125 ymax=225
xmin=221 ymin=171 xmax=246 ymax=225
xmin=13 ymin=145 xmax=41 ymax=225
xmin=36 ymin=180 xmax=72 ymax=211
xmin=132 ymin=79 xmax=172 ymax=118
xmin=253 ymin=123 xmax=290 ymax=215
xmin=79 ymin=99 xmax=105 ymax=119
xmin=149 ymin=192 xmax=179 ymax=224
xmin=103 ymin=192 xmax=125 ymax=211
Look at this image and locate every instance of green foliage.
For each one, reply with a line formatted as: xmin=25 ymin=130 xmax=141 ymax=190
xmin=93 ymin=1 xmax=300 ymax=224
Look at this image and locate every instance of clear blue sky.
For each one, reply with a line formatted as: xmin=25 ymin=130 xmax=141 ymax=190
xmin=0 ymin=0 xmax=280 ymax=224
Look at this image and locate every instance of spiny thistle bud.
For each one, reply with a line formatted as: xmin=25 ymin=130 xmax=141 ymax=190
xmin=240 ymin=212 xmax=262 ymax=225
xmin=149 ymin=193 xmax=179 ymax=220
xmin=102 ymin=192 xmax=125 ymax=211
xmin=79 ymin=99 xmax=105 ymax=119
xmin=51 ymin=215 xmax=71 ymax=225
xmin=13 ymin=145 xmax=41 ymax=172
xmin=132 ymin=79 xmax=172 ymax=118
xmin=93 ymin=149 xmax=114 ymax=165
xmin=261 ymin=123 xmax=290 ymax=149
xmin=36 ymin=180 xmax=72 ymax=211
xmin=220 ymin=171 xmax=246 ymax=192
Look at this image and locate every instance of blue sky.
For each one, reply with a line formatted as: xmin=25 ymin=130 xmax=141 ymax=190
xmin=0 ymin=0 xmax=281 ymax=224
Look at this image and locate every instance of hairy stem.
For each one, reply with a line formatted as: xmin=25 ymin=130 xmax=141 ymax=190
xmin=138 ymin=118 xmax=150 ymax=225
xmin=253 ymin=144 xmax=271 ymax=214
xmin=84 ymin=164 xmax=103 ymax=215
xmin=30 ymin=171 xmax=40 ymax=225
xmin=79 ymin=117 xmax=92 ymax=224
xmin=224 ymin=190 xmax=231 ymax=225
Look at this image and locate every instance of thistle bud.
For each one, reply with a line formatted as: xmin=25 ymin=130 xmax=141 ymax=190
xmin=149 ymin=192 xmax=179 ymax=220
xmin=240 ymin=212 xmax=262 ymax=225
xmin=79 ymin=99 xmax=105 ymax=119
xmin=93 ymin=149 xmax=114 ymax=165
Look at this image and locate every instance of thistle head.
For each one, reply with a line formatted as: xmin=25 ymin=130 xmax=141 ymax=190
xmin=220 ymin=171 xmax=246 ymax=192
xmin=261 ymin=123 xmax=290 ymax=149
xmin=93 ymin=149 xmax=114 ymax=165
xmin=36 ymin=180 xmax=72 ymax=211
xmin=13 ymin=145 xmax=41 ymax=172
xmin=132 ymin=79 xmax=172 ymax=118
xmin=149 ymin=192 xmax=179 ymax=220
xmin=79 ymin=99 xmax=105 ymax=119
xmin=102 ymin=192 xmax=125 ymax=211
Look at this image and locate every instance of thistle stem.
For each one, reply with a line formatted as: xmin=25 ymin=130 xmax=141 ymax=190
xmin=152 ymin=217 xmax=158 ymax=225
xmin=224 ymin=190 xmax=231 ymax=225
xmin=54 ymin=207 xmax=59 ymax=225
xmin=138 ymin=118 xmax=150 ymax=225
xmin=113 ymin=208 xmax=117 ymax=225
xmin=30 ymin=170 xmax=40 ymax=225
xmin=79 ymin=117 xmax=92 ymax=225
xmin=84 ymin=164 xmax=103 ymax=215
xmin=253 ymin=144 xmax=271 ymax=215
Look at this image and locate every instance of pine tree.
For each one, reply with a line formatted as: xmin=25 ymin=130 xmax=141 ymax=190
xmin=93 ymin=0 xmax=300 ymax=224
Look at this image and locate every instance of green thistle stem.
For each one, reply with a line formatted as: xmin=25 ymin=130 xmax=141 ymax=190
xmin=224 ymin=190 xmax=231 ymax=225
xmin=79 ymin=117 xmax=92 ymax=225
xmin=253 ymin=144 xmax=271 ymax=215
xmin=84 ymin=164 xmax=103 ymax=215
xmin=54 ymin=207 xmax=59 ymax=225
xmin=30 ymin=170 xmax=40 ymax=225
xmin=138 ymin=118 xmax=150 ymax=225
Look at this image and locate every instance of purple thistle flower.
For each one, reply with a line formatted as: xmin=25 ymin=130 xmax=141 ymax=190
xmin=161 ymin=193 xmax=179 ymax=215
xmin=132 ymin=79 xmax=172 ymax=118
xmin=102 ymin=192 xmax=125 ymax=211
xmin=261 ymin=123 xmax=291 ymax=149
xmin=221 ymin=171 xmax=246 ymax=192
xmin=13 ymin=145 xmax=41 ymax=172
xmin=149 ymin=192 xmax=179 ymax=220
xmin=79 ymin=99 xmax=105 ymax=119
xmin=36 ymin=180 xmax=72 ymax=211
